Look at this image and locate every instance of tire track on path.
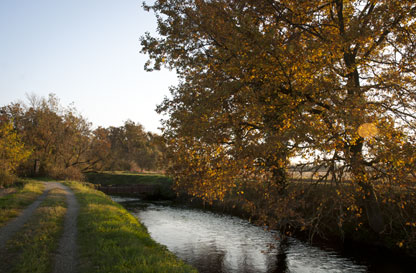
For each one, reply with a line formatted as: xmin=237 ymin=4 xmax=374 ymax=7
xmin=52 ymin=183 xmax=80 ymax=273
xmin=0 ymin=182 xmax=80 ymax=273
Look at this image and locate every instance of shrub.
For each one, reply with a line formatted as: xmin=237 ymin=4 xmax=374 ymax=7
xmin=0 ymin=169 xmax=16 ymax=187
xmin=48 ymin=166 xmax=85 ymax=181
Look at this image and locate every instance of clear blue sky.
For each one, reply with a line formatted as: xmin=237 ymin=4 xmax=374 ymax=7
xmin=0 ymin=0 xmax=177 ymax=133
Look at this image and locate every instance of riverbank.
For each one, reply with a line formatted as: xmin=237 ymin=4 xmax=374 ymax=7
xmin=117 ymin=196 xmax=416 ymax=273
xmin=176 ymin=186 xmax=416 ymax=267
xmin=0 ymin=179 xmax=197 ymax=273
xmin=83 ymin=172 xmax=416 ymax=265
xmin=65 ymin=181 xmax=196 ymax=273
xmin=85 ymin=171 xmax=175 ymax=199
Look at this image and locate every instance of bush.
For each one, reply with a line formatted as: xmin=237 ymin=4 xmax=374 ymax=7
xmin=0 ymin=169 xmax=17 ymax=187
xmin=48 ymin=166 xmax=85 ymax=181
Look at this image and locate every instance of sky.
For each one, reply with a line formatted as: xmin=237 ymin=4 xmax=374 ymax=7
xmin=0 ymin=0 xmax=177 ymax=133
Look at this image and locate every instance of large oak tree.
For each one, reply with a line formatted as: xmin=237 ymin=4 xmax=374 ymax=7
xmin=142 ymin=0 xmax=416 ymax=243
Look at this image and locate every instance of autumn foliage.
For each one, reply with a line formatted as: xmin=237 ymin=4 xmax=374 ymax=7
xmin=0 ymin=121 xmax=31 ymax=186
xmin=0 ymin=94 xmax=165 ymax=183
xmin=142 ymin=0 xmax=416 ymax=251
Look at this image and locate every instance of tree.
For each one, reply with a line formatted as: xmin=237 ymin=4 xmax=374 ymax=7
xmin=0 ymin=120 xmax=31 ymax=186
xmin=1 ymin=94 xmax=95 ymax=179
xmin=1 ymin=94 xmax=167 ymax=179
xmin=87 ymin=127 xmax=112 ymax=171
xmin=142 ymin=0 xmax=416 ymax=244
xmin=105 ymin=120 xmax=165 ymax=171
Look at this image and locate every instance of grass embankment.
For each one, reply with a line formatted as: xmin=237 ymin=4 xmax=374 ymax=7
xmin=85 ymin=171 xmax=175 ymax=199
xmin=0 ymin=181 xmax=44 ymax=228
xmin=85 ymin=171 xmax=172 ymax=186
xmin=66 ymin=181 xmax=196 ymax=273
xmin=0 ymin=187 xmax=67 ymax=273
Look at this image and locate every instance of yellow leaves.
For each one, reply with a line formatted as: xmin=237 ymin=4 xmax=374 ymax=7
xmin=393 ymin=159 xmax=405 ymax=168
xmin=279 ymin=118 xmax=293 ymax=131
xmin=346 ymin=204 xmax=360 ymax=213
xmin=214 ymin=146 xmax=223 ymax=156
xmin=0 ymin=121 xmax=31 ymax=173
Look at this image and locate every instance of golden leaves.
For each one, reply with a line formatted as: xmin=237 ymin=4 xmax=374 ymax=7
xmin=146 ymin=0 xmax=416 ymax=248
xmin=0 ymin=122 xmax=31 ymax=173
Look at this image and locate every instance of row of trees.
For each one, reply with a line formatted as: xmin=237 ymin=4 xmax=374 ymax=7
xmin=0 ymin=94 xmax=165 ymax=185
xmin=141 ymin=0 xmax=416 ymax=249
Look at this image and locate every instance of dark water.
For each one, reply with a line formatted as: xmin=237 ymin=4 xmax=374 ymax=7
xmin=113 ymin=197 xmax=413 ymax=273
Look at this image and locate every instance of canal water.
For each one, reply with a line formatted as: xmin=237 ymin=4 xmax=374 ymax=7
xmin=113 ymin=197 xmax=412 ymax=273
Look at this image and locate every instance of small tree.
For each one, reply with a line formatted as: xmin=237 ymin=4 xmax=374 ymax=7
xmin=0 ymin=121 xmax=31 ymax=186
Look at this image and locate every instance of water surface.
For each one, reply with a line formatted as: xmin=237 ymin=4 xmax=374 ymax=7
xmin=113 ymin=197 xmax=373 ymax=273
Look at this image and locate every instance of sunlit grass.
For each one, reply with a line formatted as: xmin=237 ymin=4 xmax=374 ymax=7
xmin=66 ymin=181 xmax=197 ymax=273
xmin=0 ymin=188 xmax=67 ymax=273
xmin=0 ymin=180 xmax=44 ymax=227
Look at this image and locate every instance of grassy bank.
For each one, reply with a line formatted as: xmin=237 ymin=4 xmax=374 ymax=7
xmin=85 ymin=171 xmax=416 ymax=259
xmin=85 ymin=172 xmax=175 ymax=199
xmin=85 ymin=171 xmax=172 ymax=186
xmin=66 ymin=181 xmax=196 ymax=273
xmin=0 ymin=180 xmax=44 ymax=228
xmin=0 ymin=187 xmax=67 ymax=273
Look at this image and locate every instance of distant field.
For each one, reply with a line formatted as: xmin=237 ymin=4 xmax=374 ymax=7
xmin=288 ymin=171 xmax=351 ymax=181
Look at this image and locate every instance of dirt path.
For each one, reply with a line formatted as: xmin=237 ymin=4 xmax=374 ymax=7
xmin=0 ymin=182 xmax=80 ymax=273
xmin=52 ymin=183 xmax=80 ymax=273
xmin=0 ymin=183 xmax=54 ymax=248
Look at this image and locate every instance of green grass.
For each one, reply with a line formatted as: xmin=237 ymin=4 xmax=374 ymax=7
xmin=85 ymin=171 xmax=172 ymax=186
xmin=66 ymin=181 xmax=197 ymax=273
xmin=85 ymin=172 xmax=175 ymax=199
xmin=0 ymin=187 xmax=67 ymax=273
xmin=0 ymin=181 xmax=45 ymax=227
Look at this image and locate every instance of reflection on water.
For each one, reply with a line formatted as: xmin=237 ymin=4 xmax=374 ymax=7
xmin=120 ymin=200 xmax=368 ymax=273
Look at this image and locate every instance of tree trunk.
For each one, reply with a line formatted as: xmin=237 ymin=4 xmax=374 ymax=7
xmin=350 ymin=138 xmax=385 ymax=234
xmin=344 ymin=49 xmax=385 ymax=234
